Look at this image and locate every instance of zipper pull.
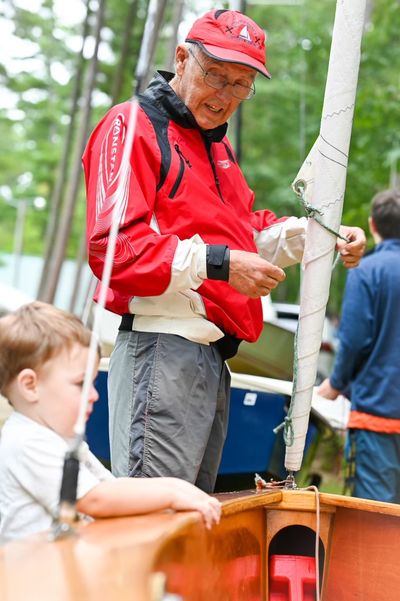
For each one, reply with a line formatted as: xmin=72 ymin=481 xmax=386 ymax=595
xmin=175 ymin=144 xmax=192 ymax=168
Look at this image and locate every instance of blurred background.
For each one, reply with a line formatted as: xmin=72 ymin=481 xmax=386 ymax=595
xmin=0 ymin=0 xmax=399 ymax=316
xmin=1 ymin=0 xmax=397 ymax=492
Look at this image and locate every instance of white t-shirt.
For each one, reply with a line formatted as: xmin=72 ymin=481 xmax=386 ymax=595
xmin=0 ymin=411 xmax=114 ymax=542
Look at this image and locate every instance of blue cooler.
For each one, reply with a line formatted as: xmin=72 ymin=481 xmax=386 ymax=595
xmin=87 ymin=361 xmax=317 ymax=482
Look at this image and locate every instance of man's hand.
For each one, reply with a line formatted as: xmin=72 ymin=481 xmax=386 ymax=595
xmin=337 ymin=226 xmax=366 ymax=268
xmin=318 ymin=378 xmax=341 ymax=400
xmin=229 ymin=250 xmax=286 ymax=298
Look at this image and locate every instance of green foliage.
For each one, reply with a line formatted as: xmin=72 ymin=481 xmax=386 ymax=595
xmin=0 ymin=0 xmax=399 ymax=311
xmin=238 ymin=0 xmax=400 ymax=311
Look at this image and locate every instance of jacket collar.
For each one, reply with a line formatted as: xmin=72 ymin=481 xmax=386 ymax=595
xmin=141 ymin=71 xmax=228 ymax=142
xmin=375 ymin=239 xmax=400 ymax=253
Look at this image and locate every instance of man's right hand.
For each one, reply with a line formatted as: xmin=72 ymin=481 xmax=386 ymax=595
xmin=229 ymin=250 xmax=286 ymax=298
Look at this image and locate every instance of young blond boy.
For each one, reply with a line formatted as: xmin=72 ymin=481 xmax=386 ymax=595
xmin=0 ymin=302 xmax=221 ymax=542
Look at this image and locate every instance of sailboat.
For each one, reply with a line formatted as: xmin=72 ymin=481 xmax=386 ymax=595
xmin=1 ymin=485 xmax=400 ymax=600
xmin=4 ymin=4 xmax=397 ymax=601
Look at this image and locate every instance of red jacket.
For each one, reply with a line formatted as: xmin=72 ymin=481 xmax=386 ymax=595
xmin=83 ymin=72 xmax=302 ymax=343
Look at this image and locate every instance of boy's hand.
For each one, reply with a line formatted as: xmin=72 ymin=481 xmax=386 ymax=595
xmin=170 ymin=479 xmax=221 ymax=529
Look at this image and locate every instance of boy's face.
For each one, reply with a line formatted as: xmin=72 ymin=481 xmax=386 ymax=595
xmin=34 ymin=343 xmax=99 ymax=439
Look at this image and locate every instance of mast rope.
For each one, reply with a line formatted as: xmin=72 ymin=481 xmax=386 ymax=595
xmin=273 ymin=178 xmax=350 ymax=448
xmin=294 ymin=179 xmax=348 ymax=242
xmin=51 ymin=0 xmax=168 ymax=540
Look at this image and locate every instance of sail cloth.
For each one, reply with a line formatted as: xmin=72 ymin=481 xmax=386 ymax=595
xmin=285 ymin=0 xmax=367 ymax=473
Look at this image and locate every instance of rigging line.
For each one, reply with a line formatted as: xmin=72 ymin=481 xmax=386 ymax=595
xmin=295 ymin=183 xmax=349 ymax=243
xmin=74 ymin=100 xmax=138 ymax=442
xmin=53 ymin=0 xmax=167 ymax=540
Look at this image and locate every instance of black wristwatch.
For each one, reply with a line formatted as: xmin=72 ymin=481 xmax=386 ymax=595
xmin=206 ymin=244 xmax=230 ymax=281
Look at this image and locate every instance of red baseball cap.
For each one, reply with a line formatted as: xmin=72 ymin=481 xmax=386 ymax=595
xmin=185 ymin=9 xmax=271 ymax=79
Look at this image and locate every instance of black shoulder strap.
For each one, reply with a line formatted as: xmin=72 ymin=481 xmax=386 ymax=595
xmin=139 ymin=95 xmax=171 ymax=192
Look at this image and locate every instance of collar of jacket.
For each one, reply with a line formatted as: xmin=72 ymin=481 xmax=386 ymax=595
xmin=375 ymin=239 xmax=400 ymax=253
xmin=141 ymin=70 xmax=228 ymax=143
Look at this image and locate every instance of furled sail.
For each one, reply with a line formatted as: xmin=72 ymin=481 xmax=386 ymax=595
xmin=284 ymin=0 xmax=367 ymax=473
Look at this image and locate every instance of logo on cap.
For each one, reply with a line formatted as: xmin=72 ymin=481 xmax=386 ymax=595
xmin=185 ymin=9 xmax=271 ymax=79
xmin=238 ymin=26 xmax=252 ymax=43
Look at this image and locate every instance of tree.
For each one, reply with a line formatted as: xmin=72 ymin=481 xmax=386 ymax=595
xmin=39 ymin=0 xmax=106 ymax=303
xmin=1 ymin=0 xmax=399 ymax=314
xmin=37 ymin=0 xmax=92 ymax=299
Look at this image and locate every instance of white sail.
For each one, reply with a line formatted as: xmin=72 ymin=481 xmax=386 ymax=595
xmin=285 ymin=0 xmax=367 ymax=473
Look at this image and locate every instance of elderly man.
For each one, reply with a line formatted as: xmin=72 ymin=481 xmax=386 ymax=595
xmin=83 ymin=9 xmax=365 ymax=492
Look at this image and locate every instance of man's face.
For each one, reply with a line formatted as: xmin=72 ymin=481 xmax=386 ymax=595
xmin=172 ymin=45 xmax=256 ymax=130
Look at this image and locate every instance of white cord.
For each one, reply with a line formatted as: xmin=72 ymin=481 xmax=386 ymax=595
xmin=74 ymin=99 xmax=138 ymax=439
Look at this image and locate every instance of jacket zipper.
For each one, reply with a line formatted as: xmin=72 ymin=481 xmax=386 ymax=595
xmin=204 ymin=138 xmax=224 ymax=202
xmin=168 ymin=144 xmax=192 ymax=199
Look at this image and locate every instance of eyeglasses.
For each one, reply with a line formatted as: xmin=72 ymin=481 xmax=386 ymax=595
xmin=188 ymin=47 xmax=256 ymax=101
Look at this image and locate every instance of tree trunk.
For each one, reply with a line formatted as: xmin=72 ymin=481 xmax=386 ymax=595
xmin=110 ymin=0 xmax=139 ymax=105
xmin=135 ymin=0 xmax=168 ymax=94
xmin=365 ymin=0 xmax=374 ymax=28
xmin=165 ymin=0 xmax=184 ymax=72
xmin=37 ymin=0 xmax=91 ymax=300
xmin=40 ymin=0 xmax=106 ymax=304
xmin=68 ymin=225 xmax=87 ymax=313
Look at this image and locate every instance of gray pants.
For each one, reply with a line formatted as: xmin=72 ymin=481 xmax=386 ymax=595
xmin=108 ymin=330 xmax=231 ymax=492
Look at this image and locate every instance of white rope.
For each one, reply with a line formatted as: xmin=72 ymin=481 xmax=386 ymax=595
xmin=53 ymin=0 xmax=166 ymax=538
xmin=74 ymin=100 xmax=138 ymax=439
xmin=73 ymin=0 xmax=167 ymax=440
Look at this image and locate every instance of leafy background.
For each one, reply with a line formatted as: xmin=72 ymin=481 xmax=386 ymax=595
xmin=0 ymin=0 xmax=399 ymax=313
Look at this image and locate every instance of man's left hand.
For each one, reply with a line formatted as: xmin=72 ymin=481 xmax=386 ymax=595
xmin=336 ymin=226 xmax=366 ymax=268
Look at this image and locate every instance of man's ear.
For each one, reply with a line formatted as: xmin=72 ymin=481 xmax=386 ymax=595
xmin=368 ymin=216 xmax=382 ymax=244
xmin=368 ymin=216 xmax=376 ymax=235
xmin=175 ymin=44 xmax=189 ymax=77
xmin=17 ymin=368 xmax=39 ymax=403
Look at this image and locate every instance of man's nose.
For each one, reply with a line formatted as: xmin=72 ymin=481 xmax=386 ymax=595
xmin=214 ymin=83 xmax=234 ymax=101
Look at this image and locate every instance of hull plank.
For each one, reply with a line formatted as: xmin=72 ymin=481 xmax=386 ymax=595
xmin=154 ymin=508 xmax=266 ymax=601
xmin=323 ymin=508 xmax=400 ymax=600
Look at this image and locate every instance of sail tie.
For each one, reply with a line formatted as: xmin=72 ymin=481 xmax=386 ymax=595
xmin=273 ymin=415 xmax=294 ymax=446
xmin=294 ymin=179 xmax=348 ymax=242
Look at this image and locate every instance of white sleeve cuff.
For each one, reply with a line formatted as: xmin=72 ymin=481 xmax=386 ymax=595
xmin=254 ymin=216 xmax=307 ymax=268
xmin=165 ymin=235 xmax=207 ymax=293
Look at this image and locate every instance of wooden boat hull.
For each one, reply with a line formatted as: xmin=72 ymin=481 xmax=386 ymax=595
xmin=1 ymin=489 xmax=400 ymax=600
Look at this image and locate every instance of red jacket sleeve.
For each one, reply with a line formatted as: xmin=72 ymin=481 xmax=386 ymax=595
xmin=82 ymin=102 xmax=178 ymax=297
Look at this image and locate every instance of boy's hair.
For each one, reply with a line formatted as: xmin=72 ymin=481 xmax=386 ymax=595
xmin=0 ymin=302 xmax=93 ymax=396
xmin=371 ymin=189 xmax=400 ymax=240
